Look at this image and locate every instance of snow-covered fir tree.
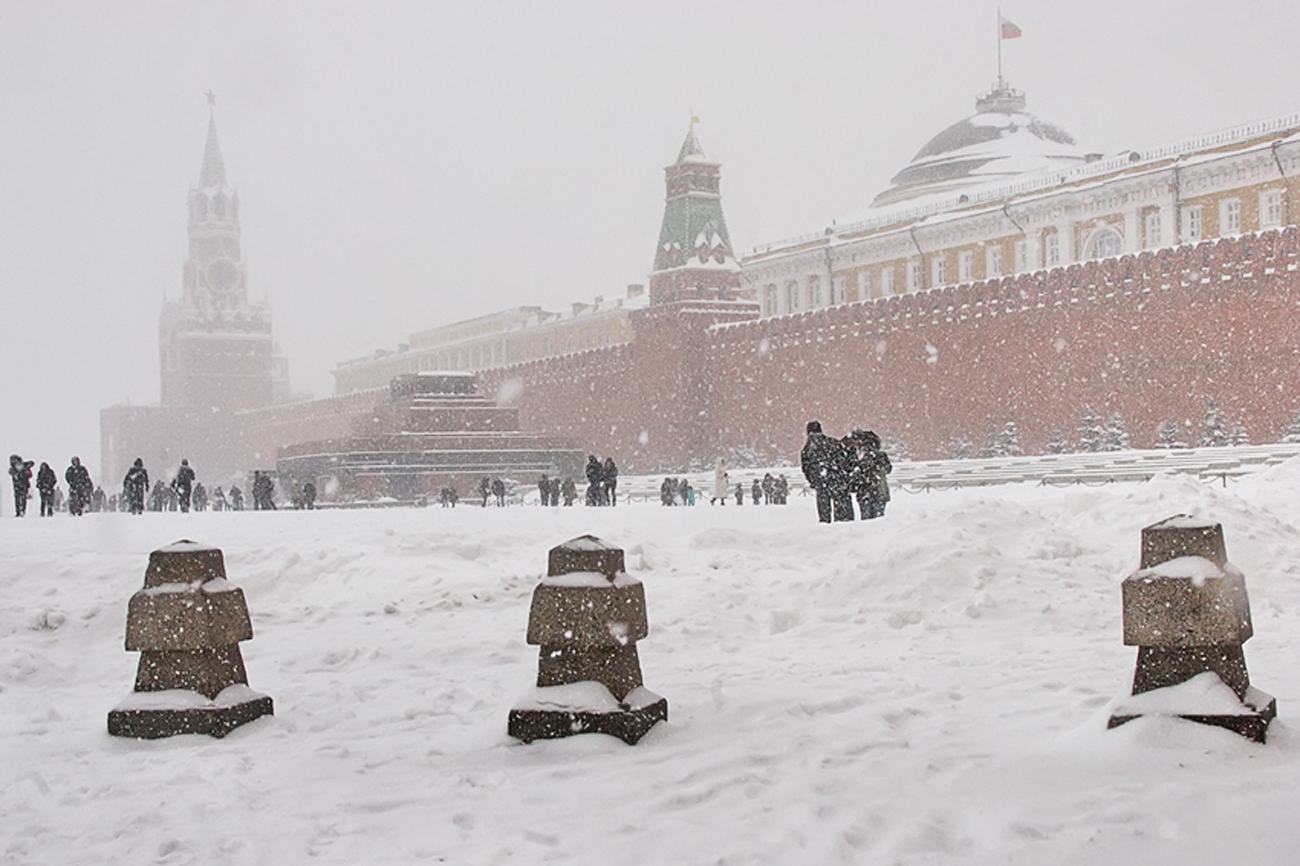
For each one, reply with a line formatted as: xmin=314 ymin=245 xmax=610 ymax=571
xmin=1101 ymin=414 xmax=1129 ymax=452
xmin=1282 ymin=411 xmax=1300 ymax=443
xmin=1229 ymin=424 xmax=1251 ymax=446
xmin=1044 ymin=429 xmax=1070 ymax=454
xmin=1199 ymin=399 xmax=1231 ymax=447
xmin=981 ymin=422 xmax=1023 ymax=458
xmin=1153 ymin=420 xmax=1188 ymax=449
xmin=882 ymin=434 xmax=910 ymax=462
xmin=947 ymin=435 xmax=976 ymax=460
xmin=1077 ymin=410 xmax=1105 ymax=453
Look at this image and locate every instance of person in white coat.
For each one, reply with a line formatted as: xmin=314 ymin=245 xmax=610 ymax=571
xmin=711 ymin=458 xmax=729 ymax=505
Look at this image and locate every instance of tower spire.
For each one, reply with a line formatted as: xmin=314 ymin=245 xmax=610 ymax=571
xmin=199 ymin=91 xmax=226 ymax=189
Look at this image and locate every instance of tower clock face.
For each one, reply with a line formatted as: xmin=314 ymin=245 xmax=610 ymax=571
xmin=206 ymin=258 xmax=238 ymax=292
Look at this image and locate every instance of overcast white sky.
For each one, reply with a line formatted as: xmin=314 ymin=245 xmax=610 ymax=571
xmin=2 ymin=1 xmax=1298 ymax=479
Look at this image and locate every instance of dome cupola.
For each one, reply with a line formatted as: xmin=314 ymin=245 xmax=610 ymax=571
xmin=872 ymin=80 xmax=1099 ymax=208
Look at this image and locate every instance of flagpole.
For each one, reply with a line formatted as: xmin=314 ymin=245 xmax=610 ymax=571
xmin=996 ymin=8 xmax=1003 ymax=88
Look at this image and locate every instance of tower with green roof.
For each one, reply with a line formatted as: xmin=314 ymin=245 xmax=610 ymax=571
xmin=648 ymin=120 xmax=742 ymax=305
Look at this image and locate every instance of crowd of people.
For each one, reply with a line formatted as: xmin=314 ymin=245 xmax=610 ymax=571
xmin=9 ymin=435 xmax=890 ymax=519
xmin=799 ymin=421 xmax=893 ymax=523
xmin=5 ymin=453 xmax=297 ymax=516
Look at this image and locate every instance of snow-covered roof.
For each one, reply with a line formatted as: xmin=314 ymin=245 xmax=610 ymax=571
xmin=872 ymin=82 xmax=1096 ymax=208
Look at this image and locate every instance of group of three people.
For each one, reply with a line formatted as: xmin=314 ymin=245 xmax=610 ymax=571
xmin=800 ymin=421 xmax=892 ymax=523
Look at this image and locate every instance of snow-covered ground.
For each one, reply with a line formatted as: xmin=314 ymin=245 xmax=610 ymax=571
xmin=5 ymin=464 xmax=1300 ymax=865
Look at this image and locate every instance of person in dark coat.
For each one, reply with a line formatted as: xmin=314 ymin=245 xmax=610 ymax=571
xmin=123 ymin=458 xmax=148 ymax=515
xmin=301 ymin=481 xmax=316 ymax=510
xmin=229 ymin=485 xmax=244 ymax=511
xmin=602 ymin=457 xmax=618 ymax=506
xmin=9 ymin=454 xmax=33 ymax=517
xmin=65 ymin=456 xmax=92 ymax=516
xmin=561 ymin=477 xmax=577 ymax=506
xmin=35 ymin=462 xmax=57 ymax=516
xmin=857 ymin=430 xmax=892 ymax=519
xmin=752 ymin=477 xmax=762 ymax=505
xmin=252 ymin=471 xmax=276 ymax=510
xmin=801 ymin=420 xmax=853 ymax=523
xmin=585 ymin=455 xmax=603 ymax=506
xmin=479 ymin=476 xmax=491 ymax=508
xmin=491 ymin=477 xmax=506 ymax=507
xmin=172 ymin=458 xmax=196 ymax=513
xmin=660 ymin=477 xmax=675 ymax=506
xmin=193 ymin=482 xmax=208 ymax=512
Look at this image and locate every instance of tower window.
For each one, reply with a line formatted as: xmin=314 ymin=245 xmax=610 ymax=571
xmin=906 ymin=259 xmax=921 ymax=292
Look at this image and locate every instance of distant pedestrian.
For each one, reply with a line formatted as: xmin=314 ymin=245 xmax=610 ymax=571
xmin=602 ymin=457 xmax=618 ymax=506
xmin=479 ymin=476 xmax=491 ymax=508
xmin=193 ymin=482 xmax=208 ymax=512
xmin=9 ymin=454 xmax=33 ymax=516
xmin=585 ymin=455 xmax=602 ymax=506
xmin=35 ymin=462 xmax=56 ymax=517
xmin=172 ymin=458 xmax=196 ymax=513
xmin=711 ymin=458 xmax=728 ymax=505
xmin=212 ymin=486 xmax=228 ymax=512
xmin=252 ymin=471 xmax=276 ymax=510
xmin=123 ymin=458 xmax=148 ymax=515
xmin=65 ymin=456 xmax=92 ymax=516
xmin=491 ymin=478 xmax=506 ymax=507
xmin=301 ymin=481 xmax=316 ymax=510
xmin=230 ymin=485 xmax=244 ymax=511
xmin=735 ymin=483 xmax=744 ymax=505
xmin=561 ymin=477 xmax=577 ymax=506
xmin=752 ymin=478 xmax=762 ymax=505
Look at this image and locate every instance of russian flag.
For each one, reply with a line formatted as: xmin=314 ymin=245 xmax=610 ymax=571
xmin=1000 ymin=16 xmax=1022 ymax=39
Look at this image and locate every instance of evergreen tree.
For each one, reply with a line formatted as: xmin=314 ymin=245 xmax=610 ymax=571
xmin=1154 ymin=420 xmax=1188 ymax=449
xmin=1044 ymin=429 xmax=1070 ymax=454
xmin=1199 ymin=399 xmax=1231 ymax=448
xmin=999 ymin=421 xmax=1023 ymax=457
xmin=1229 ymin=424 xmax=1250 ymax=447
xmin=1077 ymin=410 xmax=1105 ymax=453
xmin=1101 ymin=414 xmax=1129 ymax=452
xmin=947 ymin=435 xmax=975 ymax=460
xmin=1282 ymin=411 xmax=1300 ymax=444
xmin=882 ymin=434 xmax=909 ymax=462
xmin=981 ymin=422 xmax=1023 ymax=458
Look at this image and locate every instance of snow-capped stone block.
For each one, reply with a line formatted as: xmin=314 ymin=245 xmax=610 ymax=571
xmin=1110 ymin=516 xmax=1273 ymax=742
xmin=108 ymin=685 xmax=274 ymax=740
xmin=108 ymin=540 xmax=272 ymax=739
xmin=547 ymin=534 xmax=625 ymax=580
xmin=1139 ymin=515 xmax=1227 ymax=569
xmin=143 ymin=540 xmax=227 ymax=588
xmin=1122 ymin=557 xmax=1252 ymax=647
xmin=511 ymin=535 xmax=666 ymax=744
xmin=508 ymin=683 xmax=667 ymax=745
xmin=125 ymin=580 xmax=253 ymax=652
xmin=526 ymin=575 xmax=648 ymax=648
xmin=1107 ymin=672 xmax=1277 ymax=744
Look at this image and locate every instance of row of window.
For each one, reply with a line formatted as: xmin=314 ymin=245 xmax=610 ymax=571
xmin=759 ymin=188 xmax=1288 ymax=316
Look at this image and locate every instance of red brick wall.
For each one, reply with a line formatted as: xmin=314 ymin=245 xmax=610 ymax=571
xmin=483 ymin=229 xmax=1300 ymax=468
